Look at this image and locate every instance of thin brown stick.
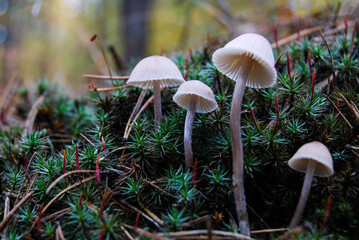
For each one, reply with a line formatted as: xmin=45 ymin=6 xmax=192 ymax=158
xmin=337 ymin=93 xmax=359 ymax=120
xmin=42 ymin=208 xmax=71 ymax=222
xmin=89 ymin=85 xmax=130 ymax=92
xmin=72 ymin=24 xmax=107 ymax=74
xmin=123 ymin=89 xmax=147 ymax=139
xmin=157 ymin=229 xmax=253 ymax=239
xmin=25 ymin=173 xmax=38 ymax=197
xmin=143 ymin=179 xmax=176 ymax=198
xmin=79 ymin=133 xmax=96 ymax=147
xmin=251 ymin=227 xmax=288 ymax=234
xmin=82 ymin=74 xmax=129 ymax=80
xmin=121 ymin=226 xmax=135 ymax=240
xmin=323 ymin=94 xmax=353 ymax=129
xmin=0 ymin=191 xmax=34 ymax=231
xmin=55 ymin=223 xmax=66 ymax=240
xmin=3 ymin=194 xmax=10 ymax=219
xmin=271 ymin=25 xmax=323 ymax=48
xmin=95 ymin=35 xmax=115 ymax=87
xmin=27 ymin=175 xmax=97 ymax=234
xmin=181 ymin=215 xmax=210 ymax=228
xmin=271 ymin=20 xmax=355 ymax=48
xmin=123 ymin=225 xmax=171 ymax=240
xmin=319 ymin=30 xmax=336 ymax=87
xmin=120 ymin=200 xmax=163 ymax=229
xmin=46 ymin=170 xmax=100 ymax=194
xmin=139 ymin=204 xmax=164 ymax=226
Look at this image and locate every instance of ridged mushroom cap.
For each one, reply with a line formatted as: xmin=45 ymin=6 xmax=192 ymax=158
xmin=127 ymin=55 xmax=185 ymax=89
xmin=173 ymin=80 xmax=218 ymax=113
xmin=212 ymin=33 xmax=277 ymax=89
xmin=288 ymin=141 xmax=334 ymax=177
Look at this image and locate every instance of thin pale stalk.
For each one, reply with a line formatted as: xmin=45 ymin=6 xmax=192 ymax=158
xmin=184 ymin=96 xmax=196 ymax=171
xmin=230 ymin=60 xmax=252 ymax=236
xmin=153 ymin=81 xmax=162 ymax=126
xmin=124 ymin=89 xmax=147 ymax=139
xmin=82 ymin=74 xmax=129 ymax=80
xmin=0 ymin=191 xmax=34 ymax=231
xmin=289 ymin=160 xmax=316 ymax=228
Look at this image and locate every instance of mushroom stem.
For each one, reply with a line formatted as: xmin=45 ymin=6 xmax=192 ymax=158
xmin=153 ymin=81 xmax=162 ymax=126
xmin=184 ymin=95 xmax=196 ymax=171
xmin=289 ymin=160 xmax=317 ymax=228
xmin=230 ymin=60 xmax=252 ymax=236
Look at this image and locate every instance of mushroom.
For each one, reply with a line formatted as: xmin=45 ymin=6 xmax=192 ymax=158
xmin=212 ymin=33 xmax=277 ymax=236
xmin=288 ymin=141 xmax=334 ymax=228
xmin=173 ymin=80 xmax=218 ymax=171
xmin=127 ymin=55 xmax=185 ymax=126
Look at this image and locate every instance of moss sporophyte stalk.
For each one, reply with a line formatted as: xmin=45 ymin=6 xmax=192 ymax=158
xmin=1 ymin=24 xmax=359 ymax=239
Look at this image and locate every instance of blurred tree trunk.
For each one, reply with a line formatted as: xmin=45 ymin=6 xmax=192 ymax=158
xmin=1 ymin=0 xmax=24 ymax=85
xmin=121 ymin=0 xmax=152 ymax=62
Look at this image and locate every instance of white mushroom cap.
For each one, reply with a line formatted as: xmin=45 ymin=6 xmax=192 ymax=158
xmin=127 ymin=55 xmax=185 ymax=89
xmin=212 ymin=33 xmax=277 ymax=89
xmin=288 ymin=141 xmax=334 ymax=177
xmin=173 ymin=80 xmax=218 ymax=113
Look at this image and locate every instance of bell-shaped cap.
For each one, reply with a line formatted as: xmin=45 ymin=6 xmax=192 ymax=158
xmin=173 ymin=80 xmax=218 ymax=113
xmin=212 ymin=33 xmax=277 ymax=89
xmin=127 ymin=55 xmax=185 ymax=89
xmin=288 ymin=141 xmax=334 ymax=177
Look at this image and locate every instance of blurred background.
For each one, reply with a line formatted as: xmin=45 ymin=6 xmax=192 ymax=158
xmin=0 ymin=0 xmax=358 ymax=95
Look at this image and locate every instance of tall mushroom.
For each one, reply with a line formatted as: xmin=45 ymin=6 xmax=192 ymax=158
xmin=288 ymin=141 xmax=334 ymax=228
xmin=212 ymin=33 xmax=277 ymax=236
xmin=173 ymin=80 xmax=218 ymax=171
xmin=127 ymin=55 xmax=185 ymax=126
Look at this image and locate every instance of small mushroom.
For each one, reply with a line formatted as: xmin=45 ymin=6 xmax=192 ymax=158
xmin=127 ymin=55 xmax=185 ymax=125
xmin=173 ymin=80 xmax=218 ymax=171
xmin=288 ymin=141 xmax=334 ymax=228
xmin=212 ymin=33 xmax=277 ymax=236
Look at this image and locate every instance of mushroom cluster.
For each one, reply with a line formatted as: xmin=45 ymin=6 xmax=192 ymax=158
xmin=125 ymin=34 xmax=333 ymax=237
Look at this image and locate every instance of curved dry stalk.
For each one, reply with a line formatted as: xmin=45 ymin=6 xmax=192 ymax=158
xmin=123 ymin=225 xmax=170 ymax=240
xmin=271 ymin=20 xmax=355 ymax=48
xmin=123 ymin=89 xmax=147 ymax=139
xmin=251 ymin=228 xmax=288 ymax=234
xmin=0 ymin=191 xmax=34 ymax=231
xmin=82 ymin=74 xmax=129 ymax=80
xmin=120 ymin=201 xmax=163 ymax=229
xmin=27 ymin=175 xmax=97 ymax=235
xmin=90 ymin=85 xmax=130 ymax=92
xmin=157 ymin=229 xmax=253 ymax=239
xmin=55 ymin=223 xmax=66 ymax=240
xmin=46 ymin=170 xmax=100 ymax=194
xmin=323 ymin=94 xmax=353 ymax=129
xmin=124 ymin=88 xmax=165 ymax=140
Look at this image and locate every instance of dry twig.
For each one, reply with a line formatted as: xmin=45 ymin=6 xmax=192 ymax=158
xmin=0 ymin=191 xmax=34 ymax=231
xmin=46 ymin=170 xmax=100 ymax=194
xmin=82 ymin=74 xmax=129 ymax=80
